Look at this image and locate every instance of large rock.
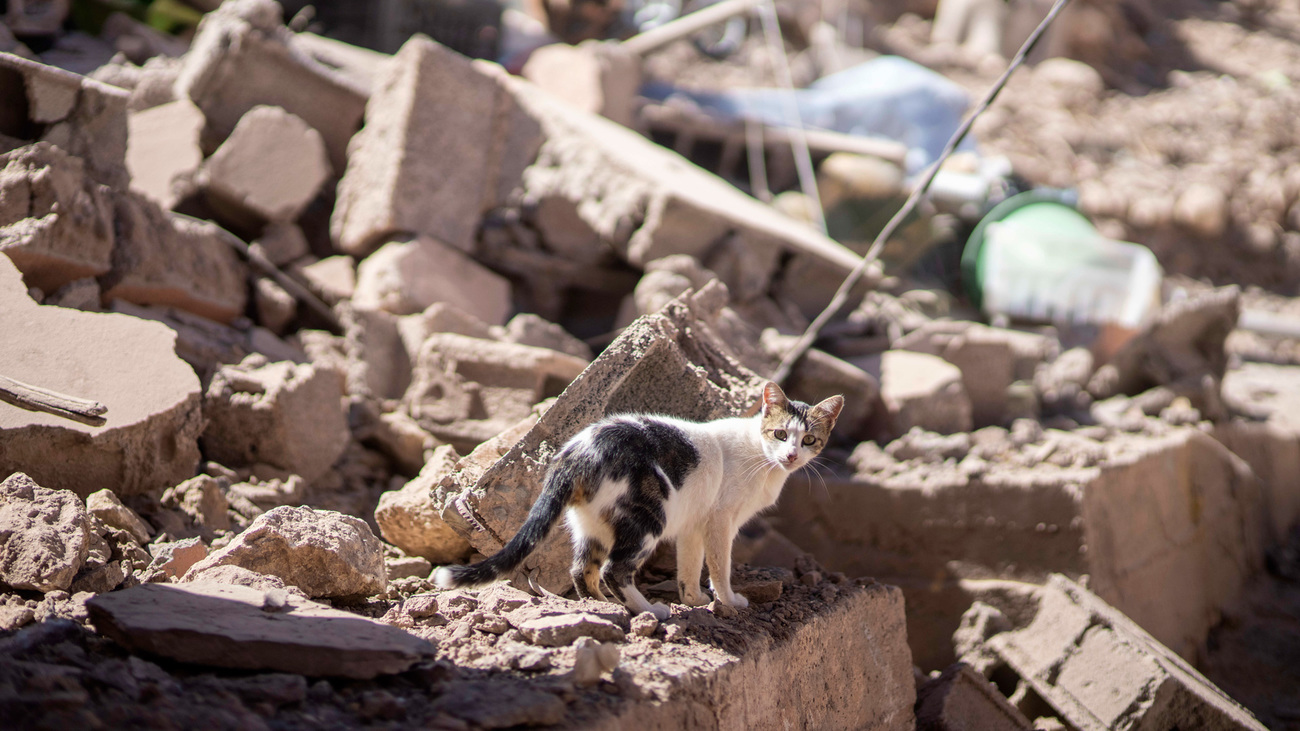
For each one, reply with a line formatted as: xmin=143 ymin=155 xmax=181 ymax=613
xmin=403 ymin=332 xmax=588 ymax=452
xmin=176 ymin=0 xmax=366 ymax=173
xmin=0 ymin=255 xmax=203 ymax=498
xmin=201 ymin=105 xmax=331 ymax=225
xmin=125 ymin=99 xmax=205 ymax=209
xmin=88 ymin=582 xmax=434 ymax=678
xmin=437 ymin=285 xmax=766 ymax=591
xmin=0 ymin=143 xmax=115 ymax=294
xmin=353 ymin=236 xmax=513 ymax=323
xmin=374 ymin=444 xmax=471 ymax=564
xmin=0 ymin=52 xmax=130 ymax=189
xmin=201 ymin=355 xmax=348 ymax=484
xmin=856 ymin=350 xmax=974 ymax=436
xmin=964 ymin=575 xmax=1267 ymax=730
xmin=101 ymin=191 xmax=249 ymax=324
xmin=331 ymin=36 xmax=529 ymax=256
xmin=184 ymin=505 xmax=387 ymax=598
xmin=0 ymin=472 xmax=90 ymax=592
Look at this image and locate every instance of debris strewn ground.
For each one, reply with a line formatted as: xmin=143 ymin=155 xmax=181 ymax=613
xmin=2 ymin=0 xmax=1298 ymax=728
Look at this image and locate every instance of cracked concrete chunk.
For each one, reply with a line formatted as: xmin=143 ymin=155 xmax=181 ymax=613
xmin=202 ymin=105 xmax=331 ymax=224
xmin=177 ymin=0 xmax=366 ymax=174
xmin=973 ymin=575 xmax=1267 ymax=731
xmin=148 ymin=537 xmax=208 ymax=579
xmin=88 ymin=582 xmax=434 ymax=678
xmin=0 ymin=255 xmax=203 ymax=498
xmin=86 ymin=489 xmax=152 ymax=545
xmin=374 ymin=445 xmax=471 ymax=564
xmin=103 ymin=191 xmax=249 ymax=324
xmin=184 ymin=505 xmax=387 ymax=598
xmin=915 ymin=662 xmax=1032 ymax=731
xmin=0 ymin=142 xmax=115 ymax=294
xmin=0 ymin=472 xmax=90 ymax=592
xmin=403 ymin=332 xmax=588 ymax=452
xmin=0 ymin=52 xmax=129 ymax=189
xmin=331 ymin=36 xmax=534 ymax=256
xmin=439 ymin=288 xmax=765 ymax=591
xmin=126 ymin=99 xmax=205 ymax=209
xmin=201 ymin=356 xmax=348 ymax=485
xmin=856 ymin=349 xmax=973 ymax=436
xmin=353 ymin=237 xmax=513 ymax=322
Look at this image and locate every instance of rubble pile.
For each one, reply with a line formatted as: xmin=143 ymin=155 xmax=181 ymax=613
xmin=1 ymin=0 xmax=1298 ymax=728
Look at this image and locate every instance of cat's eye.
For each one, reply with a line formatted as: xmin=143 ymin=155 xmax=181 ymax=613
xmin=802 ymin=435 xmax=816 ymax=446
xmin=773 ymin=429 xmax=787 ymax=441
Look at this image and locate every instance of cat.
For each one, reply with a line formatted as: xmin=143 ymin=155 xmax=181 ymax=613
xmin=433 ymin=381 xmax=843 ymax=620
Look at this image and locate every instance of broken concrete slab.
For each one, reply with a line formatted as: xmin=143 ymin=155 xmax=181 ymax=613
xmin=374 ymin=444 xmax=472 ymax=564
xmin=201 ymin=104 xmax=331 ymax=225
xmin=331 ymin=36 xmax=533 ymax=256
xmin=85 ymin=489 xmax=152 ymax=545
xmin=915 ymin=662 xmax=1033 ymax=731
xmin=184 ymin=505 xmax=387 ymax=599
xmin=0 ymin=472 xmax=90 ymax=592
xmin=0 ymin=142 xmax=115 ymax=295
xmin=125 ymin=98 xmax=204 ymax=209
xmin=88 ymin=582 xmax=434 ymax=678
xmin=102 ymin=193 xmax=249 ymax=324
xmin=201 ymin=355 xmax=348 ymax=485
xmin=775 ymin=425 xmax=1267 ymax=670
xmin=968 ymin=575 xmax=1267 ymax=731
xmin=499 ymin=313 xmax=594 ymax=361
xmin=404 ymin=332 xmax=588 ymax=452
xmin=437 ymin=287 xmax=766 ymax=591
xmin=176 ymin=0 xmax=366 ymax=174
xmin=352 ymin=236 xmax=513 ymax=322
xmin=0 ymin=51 xmax=130 ymax=189
xmin=855 ymin=349 xmax=974 ymax=436
xmin=0 ymin=255 xmax=203 ymax=498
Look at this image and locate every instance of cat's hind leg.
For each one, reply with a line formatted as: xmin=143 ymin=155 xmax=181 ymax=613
xmin=675 ymin=530 xmax=710 ymax=606
xmin=603 ymin=544 xmax=670 ymax=620
xmin=570 ymin=539 xmax=609 ymax=601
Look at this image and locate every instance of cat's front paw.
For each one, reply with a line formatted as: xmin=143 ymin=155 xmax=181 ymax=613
xmin=726 ymin=593 xmax=750 ymax=609
xmin=648 ymin=602 xmax=672 ymax=621
xmin=680 ymin=588 xmax=711 ymax=607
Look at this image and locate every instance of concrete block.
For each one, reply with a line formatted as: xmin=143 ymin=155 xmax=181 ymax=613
xmin=102 ymin=192 xmax=249 ymax=324
xmin=0 ymin=255 xmax=203 ymax=498
xmin=253 ymin=221 xmax=309 ymax=267
xmin=774 ymin=426 xmax=1267 ymax=670
xmin=855 ymin=349 xmax=973 ymax=436
xmin=976 ymin=575 xmax=1268 ymax=731
xmin=403 ymin=332 xmax=589 ymax=452
xmin=500 ymin=312 xmax=593 ymax=361
xmin=436 ymin=286 xmax=766 ymax=591
xmin=338 ymin=302 xmax=410 ymax=401
xmin=896 ymin=321 xmax=1055 ymax=427
xmin=126 ymin=99 xmax=204 ymax=209
xmin=293 ymin=254 xmax=354 ymax=303
xmin=0 ymin=142 xmax=115 ymax=294
xmin=374 ymin=444 xmax=472 ymax=564
xmin=200 ymin=355 xmax=349 ymax=485
xmin=176 ymin=0 xmax=366 ymax=174
xmin=331 ymin=36 xmax=535 ymax=255
xmin=1219 ymin=362 xmax=1300 ymax=538
xmin=520 ymin=39 xmax=640 ymax=127
xmin=201 ymin=105 xmax=331 ymax=225
xmin=353 ymin=236 xmax=513 ymax=323
xmin=916 ymin=662 xmax=1033 ymax=731
xmin=0 ymin=51 xmax=129 ymax=189
xmin=88 ymin=582 xmax=434 ymax=678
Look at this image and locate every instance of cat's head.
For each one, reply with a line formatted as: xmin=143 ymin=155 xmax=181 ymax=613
xmin=757 ymin=381 xmax=844 ymax=471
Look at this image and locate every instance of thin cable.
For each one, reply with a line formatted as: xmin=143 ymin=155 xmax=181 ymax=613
xmin=772 ymin=0 xmax=1072 ymax=384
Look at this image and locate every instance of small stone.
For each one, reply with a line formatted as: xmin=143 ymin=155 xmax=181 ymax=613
xmin=733 ymin=580 xmax=783 ymax=604
xmin=86 ymin=489 xmax=152 ymax=546
xmin=506 ymin=606 xmax=626 ymax=647
xmin=630 ymin=612 xmax=659 ymax=637
xmin=709 ymin=600 xmax=738 ymax=618
xmin=800 ymin=571 xmax=823 ymax=587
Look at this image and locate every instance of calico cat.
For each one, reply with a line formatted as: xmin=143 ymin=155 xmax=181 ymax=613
xmin=434 ymin=381 xmax=843 ymax=619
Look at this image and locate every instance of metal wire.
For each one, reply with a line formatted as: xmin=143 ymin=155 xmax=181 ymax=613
xmin=772 ymin=0 xmax=1074 ymax=384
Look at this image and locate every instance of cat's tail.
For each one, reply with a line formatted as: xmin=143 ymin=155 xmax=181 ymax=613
xmin=433 ymin=465 xmax=577 ymax=590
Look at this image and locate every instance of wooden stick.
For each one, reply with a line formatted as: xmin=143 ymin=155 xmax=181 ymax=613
xmin=622 ymin=0 xmax=762 ymax=56
xmin=0 ymin=373 xmax=107 ymax=425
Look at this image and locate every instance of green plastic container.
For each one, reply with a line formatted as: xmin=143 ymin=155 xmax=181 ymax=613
xmin=962 ymin=191 xmax=1162 ymax=328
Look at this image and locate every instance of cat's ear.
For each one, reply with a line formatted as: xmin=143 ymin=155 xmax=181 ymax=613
xmin=813 ymin=395 xmax=844 ymax=424
xmin=761 ymin=382 xmax=788 ymax=414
